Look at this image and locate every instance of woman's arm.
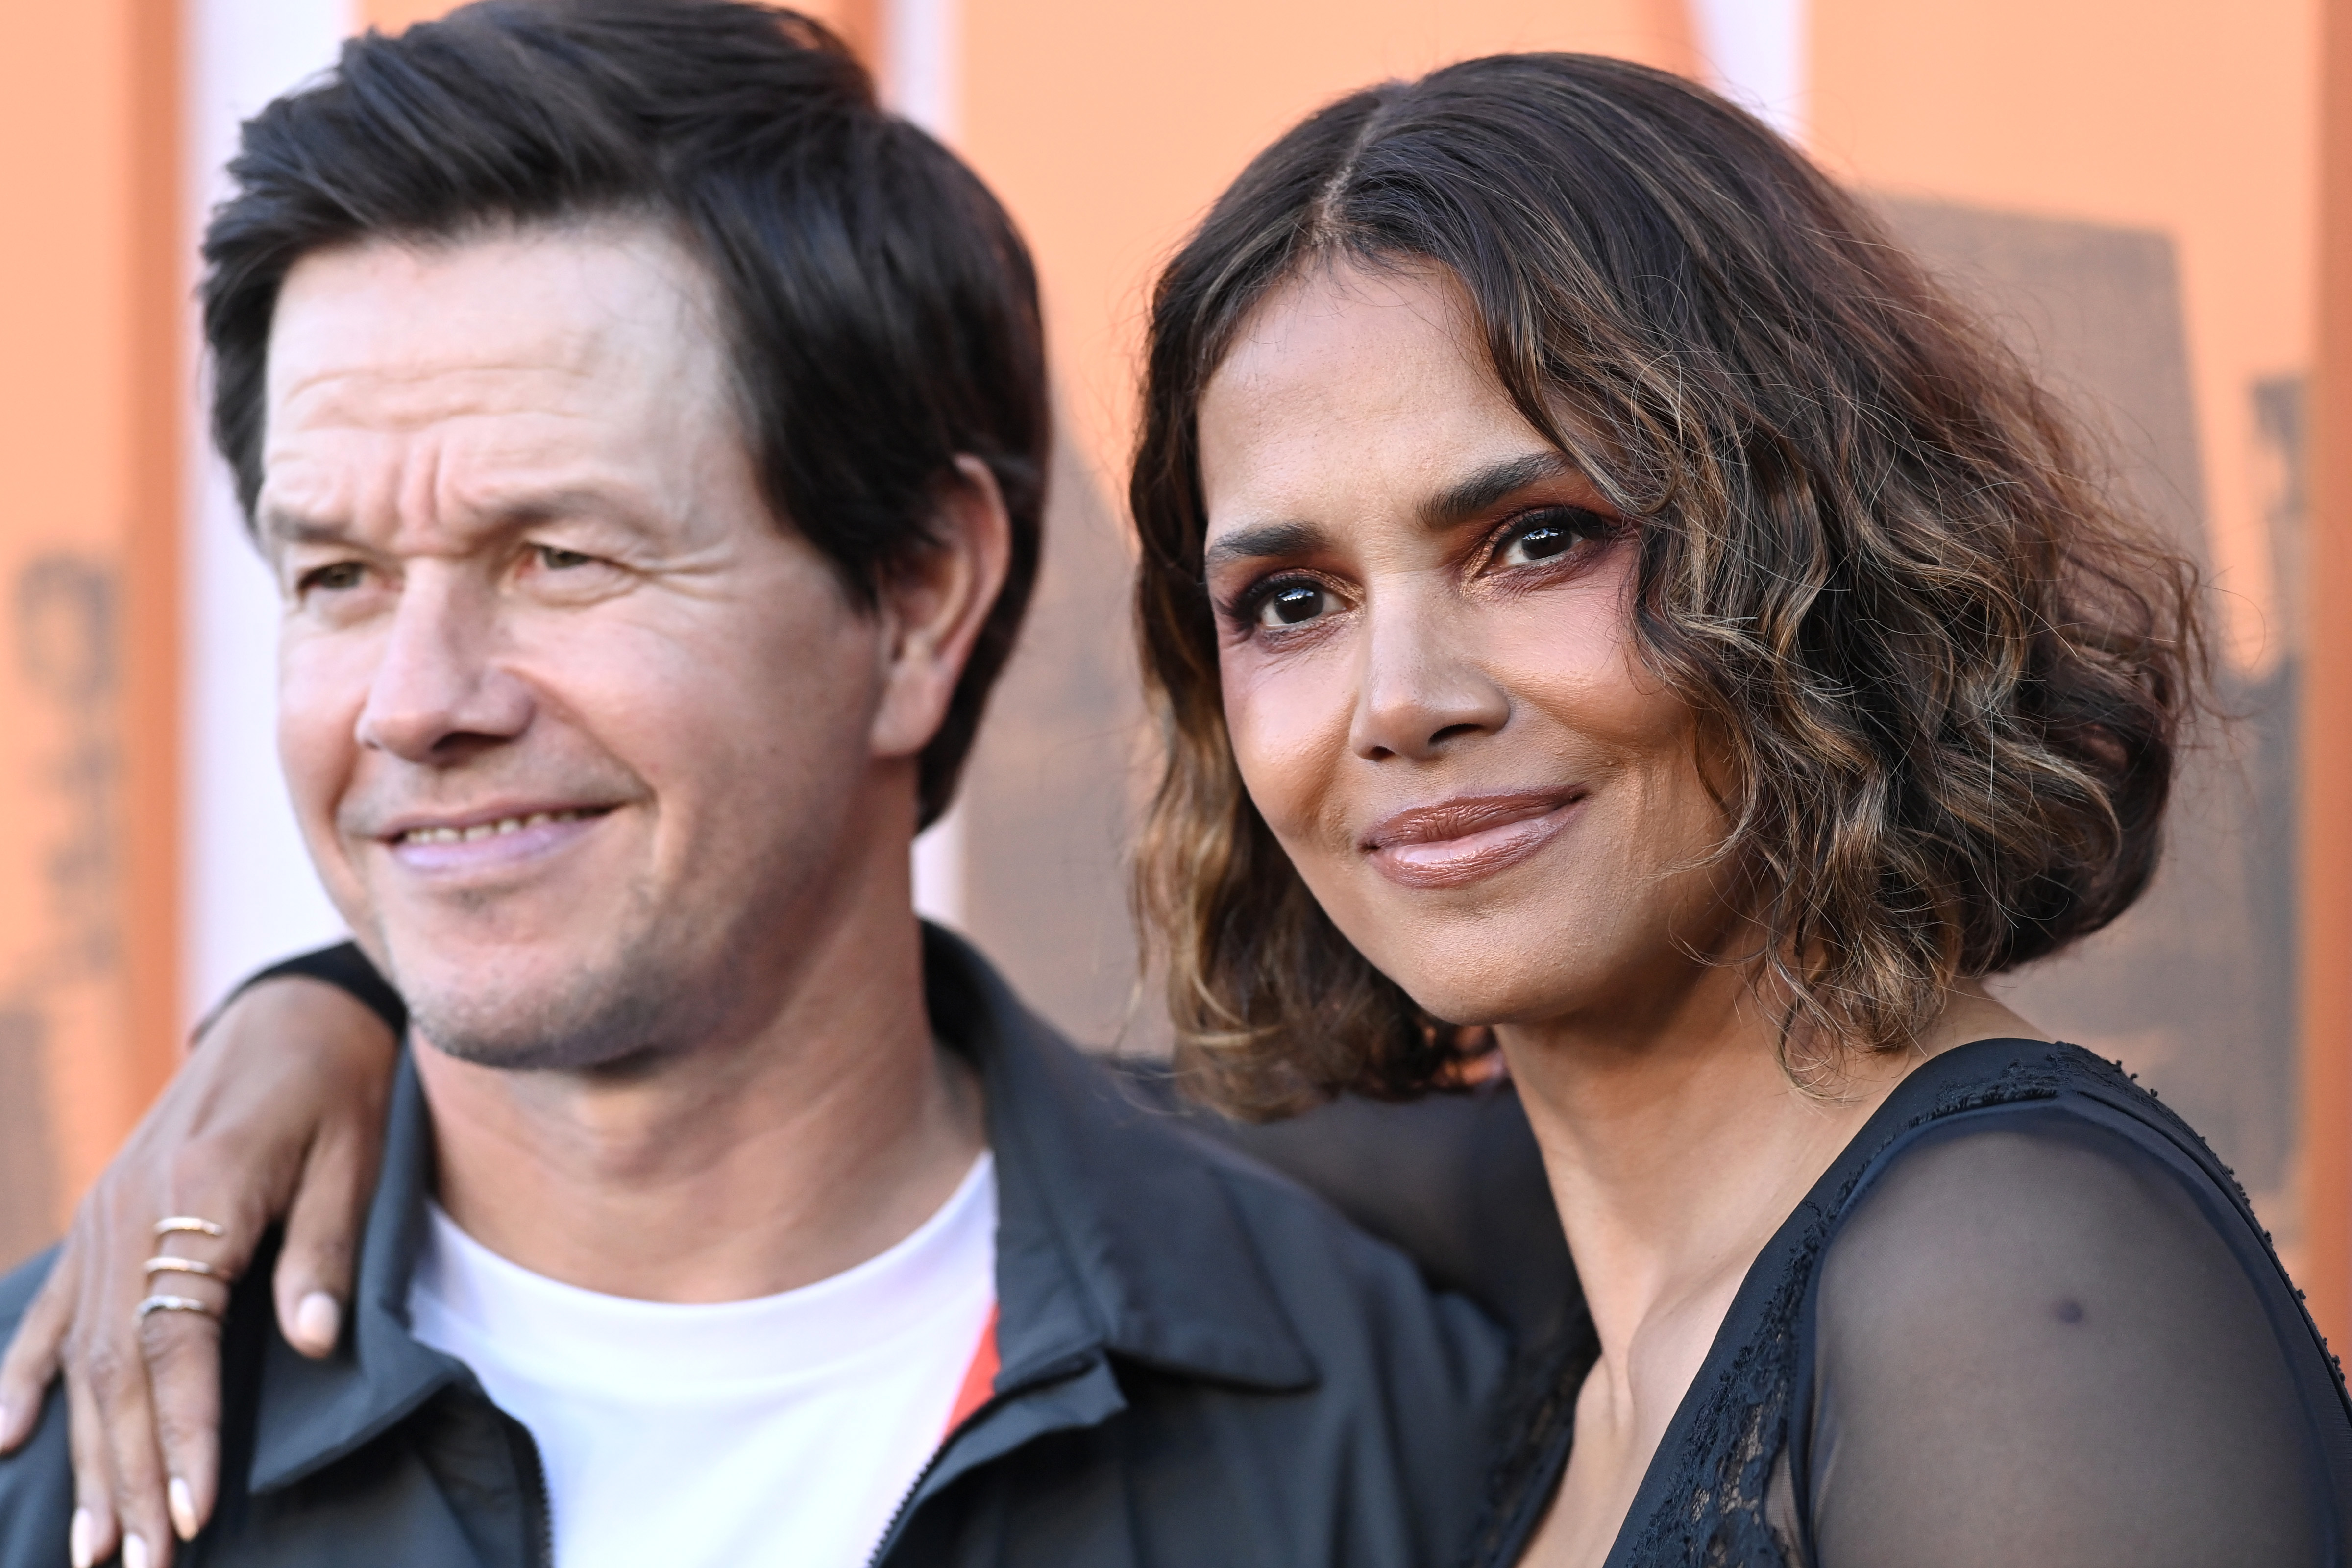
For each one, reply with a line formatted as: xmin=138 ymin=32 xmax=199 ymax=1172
xmin=0 ymin=955 xmax=400 ymax=1567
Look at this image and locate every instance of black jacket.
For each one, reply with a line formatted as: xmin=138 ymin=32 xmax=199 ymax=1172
xmin=0 ymin=927 xmax=1509 ymax=1566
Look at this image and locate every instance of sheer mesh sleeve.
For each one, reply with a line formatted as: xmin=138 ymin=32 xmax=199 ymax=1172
xmin=1797 ymin=1105 xmax=2338 ymax=1567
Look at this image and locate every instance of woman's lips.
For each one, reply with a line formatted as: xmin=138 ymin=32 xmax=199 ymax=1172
xmin=1361 ymin=791 xmax=1583 ymax=890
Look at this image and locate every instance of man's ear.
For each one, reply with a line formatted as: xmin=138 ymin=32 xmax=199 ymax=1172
xmin=869 ymin=455 xmax=1013 ymax=763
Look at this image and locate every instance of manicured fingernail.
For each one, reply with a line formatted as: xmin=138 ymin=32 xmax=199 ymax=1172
xmin=121 ymin=1531 xmax=150 ymax=1568
xmin=294 ymin=1291 xmax=341 ymax=1352
xmin=168 ymin=1477 xmax=197 ymax=1541
xmin=68 ymin=1509 xmax=94 ymax=1568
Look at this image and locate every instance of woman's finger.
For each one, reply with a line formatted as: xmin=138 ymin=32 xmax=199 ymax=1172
xmin=62 ymin=1330 xmax=122 ymax=1568
xmin=140 ymin=1304 xmax=225 ymax=1547
xmin=83 ymin=1189 xmax=209 ymax=1567
xmin=0 ymin=1242 xmax=74 ymax=1451
xmin=93 ymin=1320 xmax=178 ymax=1568
xmin=122 ymin=1139 xmax=268 ymax=1548
xmin=272 ymin=1109 xmax=386 ymax=1359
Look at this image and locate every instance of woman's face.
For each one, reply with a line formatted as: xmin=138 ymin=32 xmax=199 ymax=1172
xmin=1197 ymin=261 xmax=1737 ymax=1031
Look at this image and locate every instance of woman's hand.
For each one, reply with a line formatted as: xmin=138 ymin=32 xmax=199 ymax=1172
xmin=0 ymin=976 xmax=397 ymax=1568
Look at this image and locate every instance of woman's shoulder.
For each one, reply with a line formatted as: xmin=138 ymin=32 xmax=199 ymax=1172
xmin=1809 ymin=1035 xmax=2324 ymax=1387
xmin=1782 ymin=1037 xmax=2352 ymax=1566
xmin=1815 ymin=1043 xmax=2287 ymax=1359
xmin=1865 ymin=1033 xmax=2187 ymax=1128
xmin=1826 ymin=1036 xmax=2255 ymax=1239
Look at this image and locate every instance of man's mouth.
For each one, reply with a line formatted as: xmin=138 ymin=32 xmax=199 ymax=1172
xmin=391 ymin=806 xmax=605 ymax=848
xmin=376 ymin=803 xmax=619 ymax=875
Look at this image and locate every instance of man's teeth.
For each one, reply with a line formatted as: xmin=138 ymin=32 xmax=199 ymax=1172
xmin=399 ymin=809 xmax=591 ymax=846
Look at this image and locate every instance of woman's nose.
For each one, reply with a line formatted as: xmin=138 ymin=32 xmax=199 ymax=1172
xmin=353 ymin=571 xmax=534 ymax=763
xmin=1348 ymin=595 xmax=1510 ymax=761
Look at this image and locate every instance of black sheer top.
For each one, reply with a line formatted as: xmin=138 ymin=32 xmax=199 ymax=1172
xmin=1468 ymin=1039 xmax=2352 ymax=1567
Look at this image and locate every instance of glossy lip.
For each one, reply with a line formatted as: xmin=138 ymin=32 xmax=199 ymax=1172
xmin=1360 ymin=789 xmax=1584 ymax=890
xmin=371 ymin=799 xmax=622 ymax=876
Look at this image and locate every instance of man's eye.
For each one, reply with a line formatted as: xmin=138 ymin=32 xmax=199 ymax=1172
xmin=298 ymin=561 xmax=367 ymax=594
xmin=1257 ymin=583 xmax=1330 ymax=628
xmin=536 ymin=545 xmax=596 ymax=570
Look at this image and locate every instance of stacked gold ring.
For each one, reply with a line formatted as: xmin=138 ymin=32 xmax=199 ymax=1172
xmin=139 ymin=1216 xmax=229 ymax=1322
xmin=152 ymin=1216 xmax=226 ymax=1239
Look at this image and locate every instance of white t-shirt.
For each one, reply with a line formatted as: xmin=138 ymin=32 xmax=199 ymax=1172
xmin=407 ymin=1154 xmax=998 ymax=1568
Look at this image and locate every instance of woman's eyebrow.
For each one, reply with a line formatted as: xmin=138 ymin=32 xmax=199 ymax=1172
xmin=1422 ymin=452 xmax=1580 ymax=529
xmin=1201 ymin=520 xmax=1328 ymax=570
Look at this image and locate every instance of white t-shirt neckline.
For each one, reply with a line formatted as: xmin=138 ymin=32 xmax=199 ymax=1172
xmin=408 ymin=1152 xmax=998 ymax=1568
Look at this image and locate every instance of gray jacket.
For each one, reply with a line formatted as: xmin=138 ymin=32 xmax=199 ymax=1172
xmin=0 ymin=927 xmax=1509 ymax=1566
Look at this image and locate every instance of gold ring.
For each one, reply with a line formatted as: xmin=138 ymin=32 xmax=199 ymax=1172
xmin=153 ymin=1216 xmax=225 ymax=1240
xmin=135 ymin=1295 xmax=216 ymax=1321
xmin=142 ymin=1256 xmax=219 ymax=1280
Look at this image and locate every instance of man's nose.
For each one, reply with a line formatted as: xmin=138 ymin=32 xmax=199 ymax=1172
xmin=1347 ymin=592 xmax=1510 ymax=761
xmin=354 ymin=568 xmax=534 ymax=763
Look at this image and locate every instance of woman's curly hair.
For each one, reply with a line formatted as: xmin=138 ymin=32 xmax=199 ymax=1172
xmin=1129 ymin=53 xmax=2205 ymax=1118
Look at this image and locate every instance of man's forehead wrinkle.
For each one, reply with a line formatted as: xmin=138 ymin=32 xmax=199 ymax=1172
xmin=261 ymin=422 xmax=665 ymax=559
xmin=271 ymin=345 xmax=635 ymax=434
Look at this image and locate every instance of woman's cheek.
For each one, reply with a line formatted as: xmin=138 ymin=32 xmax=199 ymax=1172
xmin=1221 ymin=648 xmax=1351 ymax=848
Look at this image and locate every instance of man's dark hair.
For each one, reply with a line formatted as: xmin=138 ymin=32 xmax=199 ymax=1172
xmin=203 ymin=0 xmax=1048 ymax=825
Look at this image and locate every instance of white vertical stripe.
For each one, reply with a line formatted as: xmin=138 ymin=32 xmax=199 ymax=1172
xmin=882 ymin=0 xmax=967 ymax=927
xmin=1691 ymin=0 xmax=1808 ymax=141
xmin=910 ymin=806 xmax=965 ymax=931
xmin=882 ymin=0 xmax=959 ymax=140
xmin=184 ymin=0 xmax=356 ymax=1026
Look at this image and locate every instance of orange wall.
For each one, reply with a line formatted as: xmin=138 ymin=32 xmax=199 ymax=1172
xmin=2307 ymin=0 xmax=2352 ymax=1355
xmin=368 ymin=0 xmax=875 ymax=52
xmin=0 ymin=0 xmax=181 ymax=1219
xmin=957 ymin=0 xmax=1695 ymax=489
xmin=362 ymin=0 xmax=457 ymax=30
xmin=1812 ymin=0 xmax=2319 ymax=677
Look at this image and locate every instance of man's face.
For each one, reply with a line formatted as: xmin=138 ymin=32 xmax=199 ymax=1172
xmin=263 ymin=220 xmax=892 ymax=1070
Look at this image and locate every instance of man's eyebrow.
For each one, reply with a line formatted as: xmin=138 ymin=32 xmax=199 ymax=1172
xmin=1421 ymin=452 xmax=1582 ymax=529
xmin=259 ymin=511 xmax=355 ymax=548
xmin=1201 ymin=520 xmax=1329 ymax=571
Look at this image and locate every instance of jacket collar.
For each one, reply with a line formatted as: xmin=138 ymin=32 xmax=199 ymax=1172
xmin=924 ymin=923 xmax=1316 ymax=1396
xmin=247 ymin=923 xmax=1313 ymax=1494
xmin=248 ymin=1041 xmax=466 ymax=1492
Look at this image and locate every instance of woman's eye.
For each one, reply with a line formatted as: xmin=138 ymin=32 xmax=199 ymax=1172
xmin=1494 ymin=508 xmax=1610 ymax=569
xmin=1510 ymin=524 xmax=1572 ymax=562
xmin=1257 ymin=582 xmax=1330 ymax=628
